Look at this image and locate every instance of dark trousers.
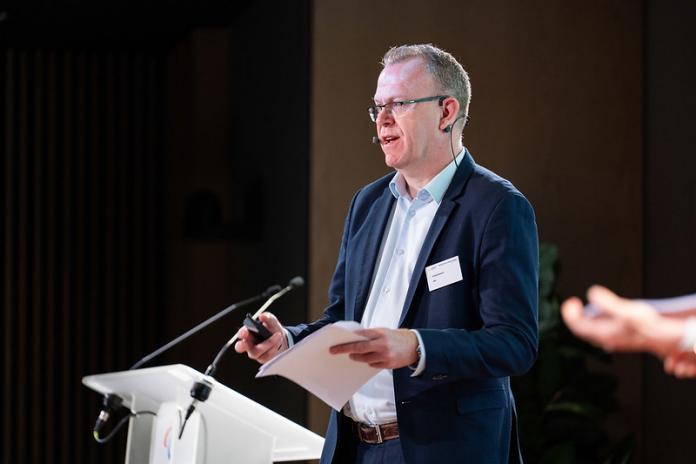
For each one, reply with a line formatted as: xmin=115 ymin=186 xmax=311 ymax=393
xmin=355 ymin=438 xmax=407 ymax=464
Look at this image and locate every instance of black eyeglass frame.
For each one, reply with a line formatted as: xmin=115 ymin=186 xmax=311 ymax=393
xmin=368 ymin=95 xmax=448 ymax=122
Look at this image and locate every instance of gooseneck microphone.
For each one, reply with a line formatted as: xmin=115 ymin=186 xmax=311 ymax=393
xmin=129 ymin=284 xmax=281 ymax=370
xmin=205 ymin=276 xmax=304 ymax=377
xmin=178 ymin=276 xmax=305 ymax=439
xmin=92 ymin=283 xmax=282 ymax=444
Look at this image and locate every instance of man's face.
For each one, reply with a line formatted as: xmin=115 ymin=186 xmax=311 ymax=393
xmin=373 ymin=58 xmax=442 ymax=173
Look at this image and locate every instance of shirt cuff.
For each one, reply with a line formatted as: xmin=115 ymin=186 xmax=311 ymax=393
xmin=408 ymin=329 xmax=426 ymax=377
xmin=283 ymin=328 xmax=294 ymax=348
xmin=679 ymin=317 xmax=696 ymax=351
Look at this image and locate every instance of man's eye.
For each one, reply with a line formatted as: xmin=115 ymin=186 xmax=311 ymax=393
xmin=392 ymin=101 xmax=405 ymax=108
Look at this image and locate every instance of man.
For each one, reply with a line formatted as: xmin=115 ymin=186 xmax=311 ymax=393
xmin=562 ymin=285 xmax=696 ymax=378
xmin=236 ymin=44 xmax=539 ymax=463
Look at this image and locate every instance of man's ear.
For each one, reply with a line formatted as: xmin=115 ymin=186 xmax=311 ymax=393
xmin=440 ymin=97 xmax=461 ymax=132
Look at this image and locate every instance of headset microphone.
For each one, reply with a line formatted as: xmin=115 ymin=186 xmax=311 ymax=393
xmin=443 ymin=125 xmax=452 ymax=133
xmin=372 ymin=136 xmax=381 ymax=144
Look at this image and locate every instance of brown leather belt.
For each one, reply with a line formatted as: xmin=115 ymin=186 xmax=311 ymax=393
xmin=350 ymin=419 xmax=400 ymax=444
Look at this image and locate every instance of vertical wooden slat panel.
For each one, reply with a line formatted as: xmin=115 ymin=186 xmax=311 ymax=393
xmin=104 ymin=52 xmax=115 ymax=379
xmin=60 ymin=50 xmax=73 ymax=464
xmin=87 ymin=51 xmax=101 ymax=464
xmin=103 ymin=51 xmax=116 ymax=464
xmin=2 ymin=43 xmax=164 ymax=463
xmin=3 ymin=48 xmax=16 ymax=464
xmin=0 ymin=48 xmax=4 ymax=464
xmin=73 ymin=51 xmax=87 ymax=464
xmin=145 ymin=56 xmax=159 ymax=354
xmin=132 ymin=52 xmax=144 ymax=359
xmin=117 ymin=52 xmax=128 ymax=369
xmin=45 ymin=50 xmax=57 ymax=464
xmin=17 ymin=49 xmax=29 ymax=464
xmin=32 ymin=49 xmax=45 ymax=464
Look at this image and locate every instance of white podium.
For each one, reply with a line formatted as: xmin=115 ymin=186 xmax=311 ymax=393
xmin=83 ymin=364 xmax=324 ymax=463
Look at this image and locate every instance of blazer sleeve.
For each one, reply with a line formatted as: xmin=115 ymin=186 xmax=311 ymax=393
xmin=417 ymin=191 xmax=539 ymax=381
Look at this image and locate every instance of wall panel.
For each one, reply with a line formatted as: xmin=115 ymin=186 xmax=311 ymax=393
xmin=0 ymin=46 xmax=164 ymax=464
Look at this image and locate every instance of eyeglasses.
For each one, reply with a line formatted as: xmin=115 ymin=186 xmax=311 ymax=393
xmin=368 ymin=95 xmax=447 ymax=122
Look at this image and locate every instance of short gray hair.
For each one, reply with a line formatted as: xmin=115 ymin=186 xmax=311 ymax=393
xmin=382 ymin=44 xmax=471 ymax=121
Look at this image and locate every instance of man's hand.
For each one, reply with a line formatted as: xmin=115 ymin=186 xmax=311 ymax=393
xmin=329 ymin=328 xmax=418 ymax=369
xmin=561 ymin=285 xmax=685 ymax=359
xmin=234 ymin=312 xmax=288 ymax=364
xmin=664 ymin=350 xmax=696 ymax=379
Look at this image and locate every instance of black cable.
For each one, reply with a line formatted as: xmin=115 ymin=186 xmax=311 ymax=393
xmin=449 ymin=122 xmax=460 ymax=168
xmin=178 ymin=378 xmax=213 ymax=439
xmin=93 ymin=410 xmax=157 ymax=444
xmin=446 ymin=114 xmax=470 ymax=168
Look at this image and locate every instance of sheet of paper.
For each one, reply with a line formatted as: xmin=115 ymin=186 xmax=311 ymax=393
xmin=256 ymin=321 xmax=382 ymax=411
xmin=585 ymin=293 xmax=696 ymax=317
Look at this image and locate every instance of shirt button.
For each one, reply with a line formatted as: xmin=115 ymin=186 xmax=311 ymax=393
xmin=396 ymin=249 xmax=404 ymax=256
xmin=384 ymin=287 xmax=391 ymax=294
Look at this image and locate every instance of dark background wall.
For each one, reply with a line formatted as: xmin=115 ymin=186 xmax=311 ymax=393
xmin=642 ymin=1 xmax=696 ymax=462
xmin=1 ymin=1 xmax=310 ymax=463
xmin=309 ymin=0 xmax=645 ymax=451
xmin=1 ymin=0 xmax=695 ymax=463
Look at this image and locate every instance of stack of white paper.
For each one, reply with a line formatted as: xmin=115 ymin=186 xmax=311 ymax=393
xmin=256 ymin=321 xmax=382 ymax=411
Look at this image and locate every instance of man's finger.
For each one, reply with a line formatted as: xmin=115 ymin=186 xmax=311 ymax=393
xmin=247 ymin=333 xmax=282 ymax=358
xmin=234 ymin=327 xmax=253 ymax=353
xmin=587 ymin=285 xmax=635 ymax=318
xmin=561 ymin=297 xmax=596 ymax=337
xmin=259 ymin=312 xmax=283 ymax=333
xmin=349 ymin=352 xmax=383 ymax=364
xmin=354 ymin=328 xmax=382 ymax=339
xmin=234 ymin=339 xmax=250 ymax=354
xmin=330 ymin=340 xmax=373 ymax=355
xmin=254 ymin=332 xmax=284 ymax=363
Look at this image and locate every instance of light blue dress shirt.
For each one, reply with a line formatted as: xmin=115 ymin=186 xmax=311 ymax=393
xmin=347 ymin=151 xmax=464 ymax=425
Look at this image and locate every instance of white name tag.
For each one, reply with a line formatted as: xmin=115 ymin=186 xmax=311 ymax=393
xmin=425 ymin=256 xmax=463 ymax=291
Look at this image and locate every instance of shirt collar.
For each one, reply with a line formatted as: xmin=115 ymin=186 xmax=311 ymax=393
xmin=388 ymin=150 xmax=465 ymax=204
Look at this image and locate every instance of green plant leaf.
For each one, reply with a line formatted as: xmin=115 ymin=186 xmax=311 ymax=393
xmin=545 ymin=400 xmax=605 ymax=421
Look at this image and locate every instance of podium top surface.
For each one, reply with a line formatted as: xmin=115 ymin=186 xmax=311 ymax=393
xmin=83 ymin=364 xmax=324 ymax=462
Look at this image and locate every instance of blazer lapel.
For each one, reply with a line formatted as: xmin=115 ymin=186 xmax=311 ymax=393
xmin=398 ymin=151 xmax=476 ymax=326
xmin=350 ymin=187 xmax=395 ymax=322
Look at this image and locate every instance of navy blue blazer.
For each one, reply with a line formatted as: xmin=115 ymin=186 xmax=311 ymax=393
xmin=288 ymin=150 xmax=539 ymax=464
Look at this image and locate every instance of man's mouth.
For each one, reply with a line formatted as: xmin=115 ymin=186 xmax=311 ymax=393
xmin=383 ymin=136 xmax=399 ymax=145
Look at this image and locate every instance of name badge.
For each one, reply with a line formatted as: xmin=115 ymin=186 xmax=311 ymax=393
xmin=425 ymin=256 xmax=463 ymax=292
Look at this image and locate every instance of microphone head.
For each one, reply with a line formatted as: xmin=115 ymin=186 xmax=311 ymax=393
xmin=262 ymin=284 xmax=282 ymax=297
xmin=288 ymin=276 xmax=305 ymax=289
xmin=372 ymin=136 xmax=381 ymax=144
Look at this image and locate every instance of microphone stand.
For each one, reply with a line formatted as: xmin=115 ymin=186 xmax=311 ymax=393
xmin=92 ymin=284 xmax=281 ymax=443
xmin=178 ymin=277 xmax=304 ymax=439
xmin=130 ymin=286 xmax=280 ymax=370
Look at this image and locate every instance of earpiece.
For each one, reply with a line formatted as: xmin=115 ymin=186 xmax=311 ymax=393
xmin=443 ymin=125 xmax=452 ymax=133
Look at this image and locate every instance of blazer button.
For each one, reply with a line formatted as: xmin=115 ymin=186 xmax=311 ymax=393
xmin=432 ymin=374 xmax=448 ymax=381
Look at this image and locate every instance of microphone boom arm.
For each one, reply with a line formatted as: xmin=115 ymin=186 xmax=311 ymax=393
xmin=205 ymin=277 xmax=303 ymax=376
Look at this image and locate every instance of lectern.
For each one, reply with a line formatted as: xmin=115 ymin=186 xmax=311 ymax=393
xmin=83 ymin=364 xmax=324 ymax=463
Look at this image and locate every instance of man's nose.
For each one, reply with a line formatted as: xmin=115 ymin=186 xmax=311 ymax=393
xmin=376 ymin=107 xmax=394 ymax=126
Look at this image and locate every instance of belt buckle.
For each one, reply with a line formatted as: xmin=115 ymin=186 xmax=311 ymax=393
xmin=374 ymin=424 xmax=383 ymax=444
